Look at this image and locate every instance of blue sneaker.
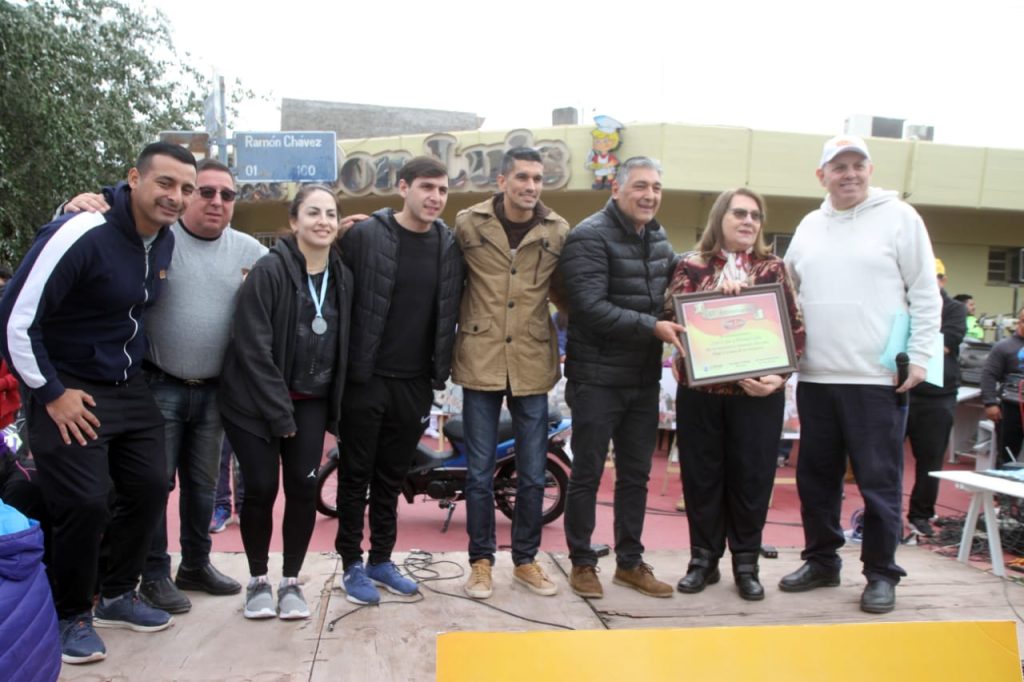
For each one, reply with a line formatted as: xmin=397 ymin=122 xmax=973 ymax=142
xmin=210 ymin=506 xmax=231 ymax=534
xmin=94 ymin=591 xmax=173 ymax=632
xmin=367 ymin=560 xmax=419 ymax=596
xmin=340 ymin=562 xmax=380 ymax=605
xmin=59 ymin=614 xmax=106 ymax=664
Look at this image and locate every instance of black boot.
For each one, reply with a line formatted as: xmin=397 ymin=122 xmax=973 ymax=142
xmin=676 ymin=547 xmax=720 ymax=594
xmin=732 ymin=552 xmax=764 ymax=601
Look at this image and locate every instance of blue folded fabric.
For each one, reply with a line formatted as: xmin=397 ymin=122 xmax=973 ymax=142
xmin=0 ymin=499 xmax=30 ymax=535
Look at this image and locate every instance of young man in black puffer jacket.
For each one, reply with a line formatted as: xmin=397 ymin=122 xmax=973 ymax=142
xmin=333 ymin=157 xmax=464 ymax=605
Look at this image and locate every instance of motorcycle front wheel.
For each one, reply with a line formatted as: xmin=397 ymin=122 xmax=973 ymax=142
xmin=315 ymin=456 xmax=340 ymax=518
xmin=494 ymin=455 xmax=569 ymax=526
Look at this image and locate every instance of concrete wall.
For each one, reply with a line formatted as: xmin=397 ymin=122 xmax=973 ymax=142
xmin=280 ymin=99 xmax=484 ymax=139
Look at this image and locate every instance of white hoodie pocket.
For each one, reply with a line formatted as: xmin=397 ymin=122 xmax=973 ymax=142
xmin=800 ymin=301 xmax=888 ymax=379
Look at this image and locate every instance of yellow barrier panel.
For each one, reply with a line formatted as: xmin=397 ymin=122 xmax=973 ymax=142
xmin=437 ymin=621 xmax=1021 ymax=681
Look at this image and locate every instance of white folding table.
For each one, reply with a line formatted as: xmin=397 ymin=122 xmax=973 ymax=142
xmin=930 ymin=469 xmax=1024 ymax=577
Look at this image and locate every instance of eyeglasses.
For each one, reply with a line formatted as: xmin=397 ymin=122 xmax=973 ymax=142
xmin=728 ymin=208 xmax=763 ymax=222
xmin=198 ymin=186 xmax=238 ymax=202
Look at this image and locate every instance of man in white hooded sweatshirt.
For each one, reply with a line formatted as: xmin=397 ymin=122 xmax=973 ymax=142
xmin=780 ymin=135 xmax=940 ymax=614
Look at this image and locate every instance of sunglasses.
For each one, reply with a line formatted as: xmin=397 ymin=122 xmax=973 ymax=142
xmin=728 ymin=208 xmax=763 ymax=222
xmin=198 ymin=186 xmax=238 ymax=202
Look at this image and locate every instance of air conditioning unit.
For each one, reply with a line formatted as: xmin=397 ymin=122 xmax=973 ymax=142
xmin=551 ymin=107 xmax=578 ymax=126
xmin=844 ymin=114 xmax=873 ymax=137
xmin=904 ymin=124 xmax=935 ymax=141
xmin=844 ymin=115 xmax=905 ymax=139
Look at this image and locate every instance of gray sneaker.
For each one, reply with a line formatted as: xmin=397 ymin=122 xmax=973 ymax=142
xmin=243 ymin=579 xmax=275 ymax=619
xmin=277 ymin=580 xmax=310 ymax=620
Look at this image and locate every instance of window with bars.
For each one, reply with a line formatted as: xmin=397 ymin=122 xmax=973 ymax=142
xmin=253 ymin=232 xmax=280 ymax=248
xmin=987 ymin=247 xmax=1024 ymax=284
xmin=767 ymin=233 xmax=792 ymax=257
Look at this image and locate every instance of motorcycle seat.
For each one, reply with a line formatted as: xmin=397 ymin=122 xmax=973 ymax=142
xmin=442 ymin=406 xmax=564 ymax=444
xmin=414 ymin=442 xmax=457 ymax=463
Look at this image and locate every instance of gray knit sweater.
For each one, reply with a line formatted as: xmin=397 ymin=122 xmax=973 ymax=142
xmin=144 ymin=221 xmax=267 ymax=380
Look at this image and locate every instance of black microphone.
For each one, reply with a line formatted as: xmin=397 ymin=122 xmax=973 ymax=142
xmin=895 ymin=352 xmax=910 ymax=407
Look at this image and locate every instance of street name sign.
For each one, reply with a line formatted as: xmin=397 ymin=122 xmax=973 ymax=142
xmin=235 ymin=131 xmax=338 ymax=183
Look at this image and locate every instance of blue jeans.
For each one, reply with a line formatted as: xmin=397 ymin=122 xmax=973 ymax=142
xmin=214 ymin=435 xmax=244 ymax=513
xmin=143 ymin=375 xmax=224 ymax=579
xmin=463 ymin=388 xmax=548 ymax=566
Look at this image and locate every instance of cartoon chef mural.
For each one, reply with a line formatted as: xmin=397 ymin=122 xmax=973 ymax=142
xmin=586 ymin=115 xmax=623 ymax=190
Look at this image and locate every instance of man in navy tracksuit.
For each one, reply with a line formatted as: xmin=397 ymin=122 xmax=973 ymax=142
xmin=0 ymin=142 xmax=197 ymax=664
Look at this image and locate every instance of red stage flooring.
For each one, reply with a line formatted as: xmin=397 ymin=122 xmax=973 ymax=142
xmin=170 ymin=437 xmax=980 ymax=560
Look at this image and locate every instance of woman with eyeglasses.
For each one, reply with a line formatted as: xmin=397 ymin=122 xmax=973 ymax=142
xmin=219 ymin=184 xmax=353 ymax=620
xmin=663 ymin=188 xmax=804 ymax=601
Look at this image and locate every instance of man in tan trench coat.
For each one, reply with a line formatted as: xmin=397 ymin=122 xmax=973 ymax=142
xmin=452 ymin=146 xmax=570 ymax=600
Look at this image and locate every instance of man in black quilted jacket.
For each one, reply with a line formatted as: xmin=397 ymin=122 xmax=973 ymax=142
xmin=558 ymin=156 xmax=683 ymax=600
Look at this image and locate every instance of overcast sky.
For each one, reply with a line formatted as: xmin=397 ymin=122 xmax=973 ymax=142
xmin=150 ymin=0 xmax=1023 ymax=150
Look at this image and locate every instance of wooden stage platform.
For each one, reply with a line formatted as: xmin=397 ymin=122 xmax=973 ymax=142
xmin=59 ymin=545 xmax=1024 ymax=681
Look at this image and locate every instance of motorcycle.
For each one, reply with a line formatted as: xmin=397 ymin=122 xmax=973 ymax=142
xmin=316 ymin=406 xmax=573 ymax=532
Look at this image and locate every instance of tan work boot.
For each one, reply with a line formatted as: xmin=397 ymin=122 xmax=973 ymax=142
xmin=569 ymin=565 xmax=603 ymax=598
xmin=464 ymin=559 xmax=493 ymax=599
xmin=513 ymin=561 xmax=558 ymax=596
xmin=613 ymin=562 xmax=673 ymax=598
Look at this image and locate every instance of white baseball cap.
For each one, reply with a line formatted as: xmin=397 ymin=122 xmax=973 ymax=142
xmin=819 ymin=135 xmax=871 ymax=168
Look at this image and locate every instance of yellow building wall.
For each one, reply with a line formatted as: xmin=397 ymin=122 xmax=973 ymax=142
xmin=233 ymin=121 xmax=1024 ymax=318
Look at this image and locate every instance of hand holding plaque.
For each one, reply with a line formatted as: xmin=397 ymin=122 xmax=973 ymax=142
xmin=672 ymin=283 xmax=798 ymax=387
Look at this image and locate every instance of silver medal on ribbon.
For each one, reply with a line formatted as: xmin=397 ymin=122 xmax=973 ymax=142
xmin=307 ymin=267 xmax=330 ymax=336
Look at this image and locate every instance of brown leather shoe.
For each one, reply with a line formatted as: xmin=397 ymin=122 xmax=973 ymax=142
xmin=569 ymin=565 xmax=603 ymax=598
xmin=613 ymin=563 xmax=673 ymax=598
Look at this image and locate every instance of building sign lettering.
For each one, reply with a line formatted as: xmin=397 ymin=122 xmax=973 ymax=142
xmin=239 ymin=129 xmax=571 ymax=201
